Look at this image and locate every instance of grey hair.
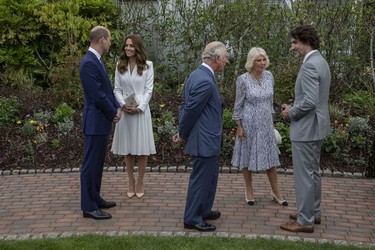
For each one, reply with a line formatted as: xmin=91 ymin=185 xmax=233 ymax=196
xmin=245 ymin=47 xmax=270 ymax=72
xmin=201 ymin=42 xmax=227 ymax=60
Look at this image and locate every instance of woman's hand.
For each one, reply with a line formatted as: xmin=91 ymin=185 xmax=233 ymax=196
xmin=123 ymin=104 xmax=141 ymax=115
xmin=236 ymin=126 xmax=246 ymax=139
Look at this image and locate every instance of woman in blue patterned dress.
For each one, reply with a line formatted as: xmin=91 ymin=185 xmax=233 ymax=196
xmin=231 ymin=47 xmax=287 ymax=206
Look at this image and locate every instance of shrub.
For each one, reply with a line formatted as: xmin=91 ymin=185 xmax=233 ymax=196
xmin=52 ymin=103 xmax=75 ymax=123
xmin=222 ymin=108 xmax=236 ymax=129
xmin=0 ymin=96 xmax=20 ymax=125
xmin=33 ymin=110 xmax=53 ymax=124
xmin=57 ymin=118 xmax=74 ymax=136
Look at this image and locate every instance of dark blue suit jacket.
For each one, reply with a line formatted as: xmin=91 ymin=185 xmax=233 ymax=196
xmin=179 ymin=65 xmax=223 ymax=157
xmin=79 ymin=51 xmax=120 ymax=135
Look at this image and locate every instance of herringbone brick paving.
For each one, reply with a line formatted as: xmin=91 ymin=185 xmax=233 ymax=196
xmin=0 ymin=171 xmax=374 ymax=246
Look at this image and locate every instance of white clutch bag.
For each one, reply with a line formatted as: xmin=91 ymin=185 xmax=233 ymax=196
xmin=274 ymin=128 xmax=282 ymax=145
xmin=124 ymin=93 xmax=140 ymax=106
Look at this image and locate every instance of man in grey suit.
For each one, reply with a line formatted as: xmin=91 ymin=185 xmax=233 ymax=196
xmin=172 ymin=41 xmax=229 ymax=231
xmin=280 ymin=25 xmax=331 ymax=233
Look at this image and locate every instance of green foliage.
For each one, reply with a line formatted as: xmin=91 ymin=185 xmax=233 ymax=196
xmin=221 ymin=129 xmax=236 ymax=166
xmin=33 ymin=110 xmax=53 ymax=124
xmin=342 ymin=91 xmax=375 ymax=117
xmin=0 ymin=234 xmax=367 ymax=250
xmin=51 ymin=139 xmax=61 ymax=149
xmin=0 ymin=96 xmax=20 ymax=125
xmin=347 ymin=116 xmax=372 ymax=135
xmin=323 ymin=115 xmax=374 ymax=173
xmin=57 ymin=118 xmax=74 ymax=136
xmin=52 ymin=103 xmax=75 ymax=123
xmin=222 ymin=108 xmax=236 ymax=129
xmin=1 ymin=0 xmax=375 ymax=176
xmin=156 ymin=110 xmax=178 ymax=139
xmin=20 ymin=119 xmax=37 ymax=137
xmin=275 ymin=122 xmax=291 ymax=155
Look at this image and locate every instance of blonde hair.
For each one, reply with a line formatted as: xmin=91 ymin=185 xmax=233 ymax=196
xmin=245 ymin=47 xmax=270 ymax=72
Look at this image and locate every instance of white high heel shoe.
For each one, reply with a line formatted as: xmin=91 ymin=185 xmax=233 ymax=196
xmin=245 ymin=191 xmax=255 ymax=206
xmin=270 ymin=191 xmax=288 ymax=206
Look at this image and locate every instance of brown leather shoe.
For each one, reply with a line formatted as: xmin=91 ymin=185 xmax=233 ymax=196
xmin=289 ymin=213 xmax=321 ymax=224
xmin=280 ymin=221 xmax=314 ymax=233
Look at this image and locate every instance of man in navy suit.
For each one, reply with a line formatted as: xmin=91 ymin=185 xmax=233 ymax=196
xmin=79 ymin=26 xmax=121 ymax=220
xmin=173 ymin=41 xmax=229 ymax=231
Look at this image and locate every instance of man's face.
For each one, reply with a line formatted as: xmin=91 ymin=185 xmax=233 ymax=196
xmin=290 ymin=38 xmax=309 ymax=57
xmin=102 ymin=33 xmax=112 ymax=54
xmin=215 ymin=52 xmax=229 ymax=73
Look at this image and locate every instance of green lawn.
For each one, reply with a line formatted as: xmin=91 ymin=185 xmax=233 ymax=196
xmin=0 ymin=235 xmax=372 ymax=250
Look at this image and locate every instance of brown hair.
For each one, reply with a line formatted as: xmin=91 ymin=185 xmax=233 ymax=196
xmin=117 ymin=34 xmax=148 ymax=75
xmin=290 ymin=25 xmax=320 ymax=50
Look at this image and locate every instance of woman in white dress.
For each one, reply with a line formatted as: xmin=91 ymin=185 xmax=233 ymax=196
xmin=111 ymin=34 xmax=156 ymax=199
xmin=231 ymin=47 xmax=287 ymax=206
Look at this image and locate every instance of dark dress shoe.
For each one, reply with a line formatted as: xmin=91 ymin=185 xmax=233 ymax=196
xmin=289 ymin=213 xmax=321 ymax=224
xmin=99 ymin=201 xmax=116 ymax=209
xmin=280 ymin=221 xmax=314 ymax=233
xmin=83 ymin=210 xmax=112 ymax=220
xmin=184 ymin=221 xmax=216 ymax=232
xmin=203 ymin=211 xmax=221 ymax=220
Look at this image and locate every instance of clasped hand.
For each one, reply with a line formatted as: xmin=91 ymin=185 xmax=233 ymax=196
xmin=113 ymin=108 xmax=122 ymax=124
xmin=281 ymin=104 xmax=290 ymax=120
xmin=123 ymin=104 xmax=140 ymax=115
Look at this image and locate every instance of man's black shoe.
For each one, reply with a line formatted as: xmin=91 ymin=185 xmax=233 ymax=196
xmin=99 ymin=201 xmax=116 ymax=209
xmin=83 ymin=210 xmax=112 ymax=220
xmin=203 ymin=211 xmax=221 ymax=220
xmin=184 ymin=221 xmax=216 ymax=232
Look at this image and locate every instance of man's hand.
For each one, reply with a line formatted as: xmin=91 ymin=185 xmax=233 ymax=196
xmin=113 ymin=108 xmax=122 ymax=123
xmin=281 ymin=104 xmax=290 ymax=120
xmin=172 ymin=133 xmax=185 ymax=143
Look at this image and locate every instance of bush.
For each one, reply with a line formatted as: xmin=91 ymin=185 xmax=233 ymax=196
xmin=52 ymin=103 xmax=75 ymax=123
xmin=0 ymin=96 xmax=20 ymax=125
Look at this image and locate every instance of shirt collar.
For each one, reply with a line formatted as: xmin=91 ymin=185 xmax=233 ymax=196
xmin=201 ymin=62 xmax=214 ymax=76
xmin=303 ymin=49 xmax=318 ymax=63
xmin=89 ymin=47 xmax=101 ymax=61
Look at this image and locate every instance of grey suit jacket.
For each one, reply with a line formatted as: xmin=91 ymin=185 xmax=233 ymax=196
xmin=288 ymin=51 xmax=331 ymax=141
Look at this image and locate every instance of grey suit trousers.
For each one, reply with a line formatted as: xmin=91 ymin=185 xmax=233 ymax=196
xmin=292 ymin=140 xmax=324 ymax=226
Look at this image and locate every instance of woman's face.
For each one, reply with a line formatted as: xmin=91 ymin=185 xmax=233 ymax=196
xmin=124 ymin=38 xmax=136 ymax=58
xmin=253 ymin=55 xmax=267 ymax=73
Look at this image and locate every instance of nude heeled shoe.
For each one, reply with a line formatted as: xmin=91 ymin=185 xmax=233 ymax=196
xmin=127 ymin=178 xmax=135 ymax=198
xmin=270 ymin=191 xmax=288 ymax=206
xmin=136 ymin=179 xmax=144 ymax=198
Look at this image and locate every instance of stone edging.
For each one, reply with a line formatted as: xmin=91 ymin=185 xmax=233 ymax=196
xmin=0 ymin=165 xmax=367 ymax=178
xmin=0 ymin=231 xmax=374 ymax=248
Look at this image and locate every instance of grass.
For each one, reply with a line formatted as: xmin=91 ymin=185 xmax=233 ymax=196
xmin=0 ymin=235 xmax=372 ymax=250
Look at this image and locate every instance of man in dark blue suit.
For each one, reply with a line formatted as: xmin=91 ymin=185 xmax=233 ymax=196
xmin=173 ymin=41 xmax=229 ymax=231
xmin=79 ymin=26 xmax=121 ymax=220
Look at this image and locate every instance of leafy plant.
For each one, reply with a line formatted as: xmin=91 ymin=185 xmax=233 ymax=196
xmin=57 ymin=118 xmax=74 ymax=136
xmin=222 ymin=108 xmax=236 ymax=129
xmin=52 ymin=103 xmax=75 ymax=123
xmin=0 ymin=96 xmax=20 ymax=125
xmin=20 ymin=119 xmax=37 ymax=137
xmin=33 ymin=110 xmax=53 ymax=124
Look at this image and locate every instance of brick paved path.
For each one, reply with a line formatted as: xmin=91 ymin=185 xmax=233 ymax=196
xmin=0 ymin=171 xmax=374 ymax=246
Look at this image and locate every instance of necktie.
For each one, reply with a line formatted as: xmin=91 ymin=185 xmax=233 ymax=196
xmin=99 ymin=58 xmax=106 ymax=72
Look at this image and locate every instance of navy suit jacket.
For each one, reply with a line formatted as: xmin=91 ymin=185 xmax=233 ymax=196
xmin=79 ymin=50 xmax=120 ymax=135
xmin=179 ymin=65 xmax=223 ymax=157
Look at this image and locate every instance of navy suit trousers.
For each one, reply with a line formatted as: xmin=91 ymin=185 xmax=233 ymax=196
xmin=80 ymin=134 xmax=108 ymax=212
xmin=184 ymin=155 xmax=219 ymax=225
